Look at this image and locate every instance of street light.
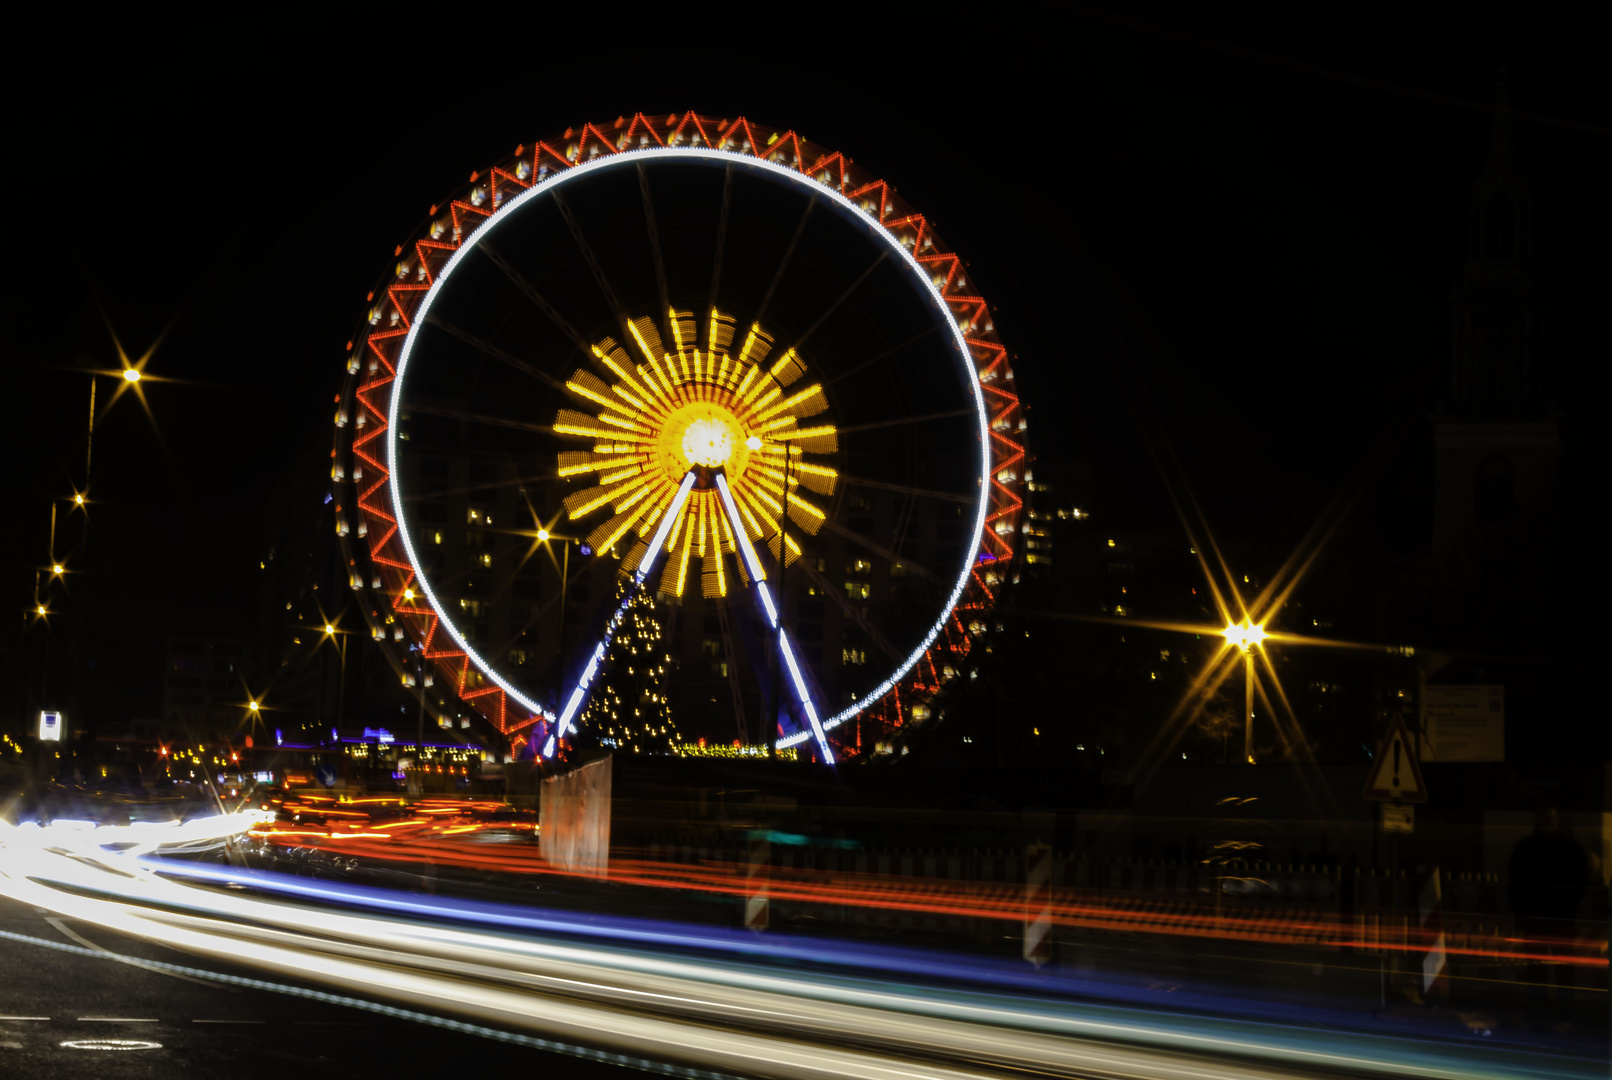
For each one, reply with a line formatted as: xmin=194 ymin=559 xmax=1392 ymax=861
xmin=325 ymin=619 xmax=348 ymax=736
xmin=248 ymin=700 xmax=259 ymax=712
xmin=1222 ymin=621 xmax=1265 ymax=651
xmin=1222 ymin=621 xmax=1266 ymax=763
xmin=51 ymin=565 xmax=64 ymax=576
xmin=122 ymin=367 xmax=141 ymax=383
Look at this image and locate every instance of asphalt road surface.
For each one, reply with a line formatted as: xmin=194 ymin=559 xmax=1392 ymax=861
xmin=0 ymin=895 xmax=633 ymax=1079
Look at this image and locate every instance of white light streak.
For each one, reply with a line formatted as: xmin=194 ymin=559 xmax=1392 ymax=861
xmin=0 ymin=825 xmax=1478 ymax=1080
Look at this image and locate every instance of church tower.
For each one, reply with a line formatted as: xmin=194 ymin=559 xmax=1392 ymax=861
xmin=1430 ymin=80 xmax=1558 ymax=653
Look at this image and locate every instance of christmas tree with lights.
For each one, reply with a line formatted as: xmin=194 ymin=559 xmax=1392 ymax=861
xmin=580 ymin=577 xmax=685 ymax=755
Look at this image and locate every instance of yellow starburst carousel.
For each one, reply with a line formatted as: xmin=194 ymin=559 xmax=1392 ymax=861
xmin=554 ymin=308 xmax=839 ymax=599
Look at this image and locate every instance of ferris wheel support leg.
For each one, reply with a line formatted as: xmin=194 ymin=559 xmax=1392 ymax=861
xmin=546 ymin=472 xmax=699 ymax=757
xmin=713 ymin=474 xmax=834 ymax=765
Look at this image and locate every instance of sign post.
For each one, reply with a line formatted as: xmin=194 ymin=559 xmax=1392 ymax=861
xmin=37 ymin=710 xmax=64 ymax=742
xmin=1363 ymin=715 xmax=1429 ymax=1003
xmin=1363 ymin=715 xmax=1428 ymax=805
xmin=1024 ymin=842 xmax=1053 ymax=967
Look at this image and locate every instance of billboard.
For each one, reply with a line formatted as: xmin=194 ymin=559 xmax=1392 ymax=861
xmin=38 ymin=710 xmax=63 ymax=742
xmin=1420 ymin=684 xmax=1504 ymax=762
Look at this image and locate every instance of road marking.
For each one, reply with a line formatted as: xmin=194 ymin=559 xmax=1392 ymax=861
xmin=192 ymin=1019 xmax=265 ymax=1024
xmin=0 ymin=1016 xmax=50 ymax=1021
xmin=61 ymin=1038 xmax=162 ymax=1051
xmin=77 ymin=1018 xmax=160 ymax=1023
xmin=44 ymin=916 xmax=233 ymax=991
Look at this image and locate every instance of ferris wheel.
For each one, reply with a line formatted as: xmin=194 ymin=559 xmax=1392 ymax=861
xmin=333 ymin=113 xmax=1027 ymax=763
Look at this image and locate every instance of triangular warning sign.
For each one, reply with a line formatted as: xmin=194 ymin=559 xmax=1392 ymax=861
xmin=1363 ymin=716 xmax=1428 ymax=803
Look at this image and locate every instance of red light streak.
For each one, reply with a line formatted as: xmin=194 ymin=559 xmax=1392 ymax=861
xmin=249 ymin=810 xmax=1600 ymax=970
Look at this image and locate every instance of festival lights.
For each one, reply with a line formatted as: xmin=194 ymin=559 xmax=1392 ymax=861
xmin=552 ymin=308 xmax=836 ymax=600
xmin=341 ymin=114 xmax=1025 ymax=757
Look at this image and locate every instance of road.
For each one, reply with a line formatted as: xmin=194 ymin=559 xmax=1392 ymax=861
xmin=0 ymin=895 xmax=637 ymax=1078
xmin=2 ymin=814 xmax=1602 ymax=1080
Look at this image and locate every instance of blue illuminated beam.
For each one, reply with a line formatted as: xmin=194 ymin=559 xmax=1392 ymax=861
xmin=713 ymin=473 xmax=833 ymax=764
xmin=546 ymin=471 xmax=699 ymax=757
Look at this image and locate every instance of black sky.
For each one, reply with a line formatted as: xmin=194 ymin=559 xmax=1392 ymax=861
xmin=2 ymin=6 xmax=1604 ymax=724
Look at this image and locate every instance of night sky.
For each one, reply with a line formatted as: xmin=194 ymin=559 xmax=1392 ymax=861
xmin=3 ymin=8 xmax=1603 ymax=727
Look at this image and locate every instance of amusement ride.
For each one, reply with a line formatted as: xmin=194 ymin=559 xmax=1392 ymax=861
xmin=332 ymin=112 xmax=1027 ymax=763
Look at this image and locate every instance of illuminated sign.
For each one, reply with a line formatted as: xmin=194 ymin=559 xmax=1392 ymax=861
xmin=362 ymin=727 xmax=395 ymax=744
xmin=38 ymin=710 xmax=63 ymax=742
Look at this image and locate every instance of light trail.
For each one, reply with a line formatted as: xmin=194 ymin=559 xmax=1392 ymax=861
xmin=242 ymin=814 xmax=1597 ymax=968
xmin=1 ymin=816 xmax=1601 ymax=1080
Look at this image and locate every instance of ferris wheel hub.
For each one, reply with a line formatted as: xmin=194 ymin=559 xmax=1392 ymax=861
xmin=679 ymin=414 xmax=737 ymax=469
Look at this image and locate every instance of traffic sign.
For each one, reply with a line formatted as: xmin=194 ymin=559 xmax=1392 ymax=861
xmin=1363 ymin=716 xmax=1428 ymax=803
xmin=315 ymin=764 xmax=338 ymax=789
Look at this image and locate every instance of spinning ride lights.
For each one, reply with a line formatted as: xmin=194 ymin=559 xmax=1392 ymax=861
xmin=331 ymin=112 xmax=1028 ymax=763
xmin=555 ymin=308 xmax=836 ymax=599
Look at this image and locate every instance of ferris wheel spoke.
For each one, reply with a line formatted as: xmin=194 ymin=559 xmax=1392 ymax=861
xmin=477 ymin=243 xmax=594 ymax=356
xmin=482 ymin=547 xmax=591 ymax=673
xmin=422 ymin=315 xmax=569 ymax=394
xmin=707 ymin=165 xmax=733 ymax=316
xmin=825 ymin=325 xmax=939 ymax=387
xmin=783 ymin=250 xmax=888 ymax=359
xmin=841 ymin=474 xmax=978 ymax=506
xmin=402 ymin=400 xmax=555 ymax=435
xmin=550 ymin=188 xmax=631 ymax=336
xmin=786 ymin=555 xmax=902 ymax=661
xmin=399 ymin=475 xmax=556 ymax=504
xmin=834 ymin=409 xmax=973 ymax=437
xmin=636 ymin=164 xmax=671 ymax=336
xmin=824 ymin=520 xmax=942 ymax=585
xmin=753 ymin=196 xmax=816 ymax=328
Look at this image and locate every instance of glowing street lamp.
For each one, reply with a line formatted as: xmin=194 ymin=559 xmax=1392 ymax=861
xmin=1221 ymin=621 xmax=1266 ymax=763
xmin=51 ymin=564 xmax=64 ymax=576
xmin=122 ymin=367 xmax=141 ymax=383
xmin=1222 ymin=621 xmax=1265 ymax=651
xmin=248 ymin=700 xmax=259 ymax=712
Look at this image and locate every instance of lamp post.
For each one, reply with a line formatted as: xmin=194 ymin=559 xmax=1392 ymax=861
xmin=324 ymin=621 xmax=348 ymax=738
xmin=1223 ymin=620 xmax=1266 ymax=763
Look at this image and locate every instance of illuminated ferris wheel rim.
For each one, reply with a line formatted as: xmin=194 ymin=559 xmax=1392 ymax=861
xmin=384 ymin=143 xmax=994 ymax=743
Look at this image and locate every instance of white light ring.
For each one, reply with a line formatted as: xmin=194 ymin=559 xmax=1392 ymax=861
xmin=385 ymin=145 xmax=992 ymax=736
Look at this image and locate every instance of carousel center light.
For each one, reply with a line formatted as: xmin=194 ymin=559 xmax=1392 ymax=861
xmin=680 ymin=416 xmax=735 ymax=468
